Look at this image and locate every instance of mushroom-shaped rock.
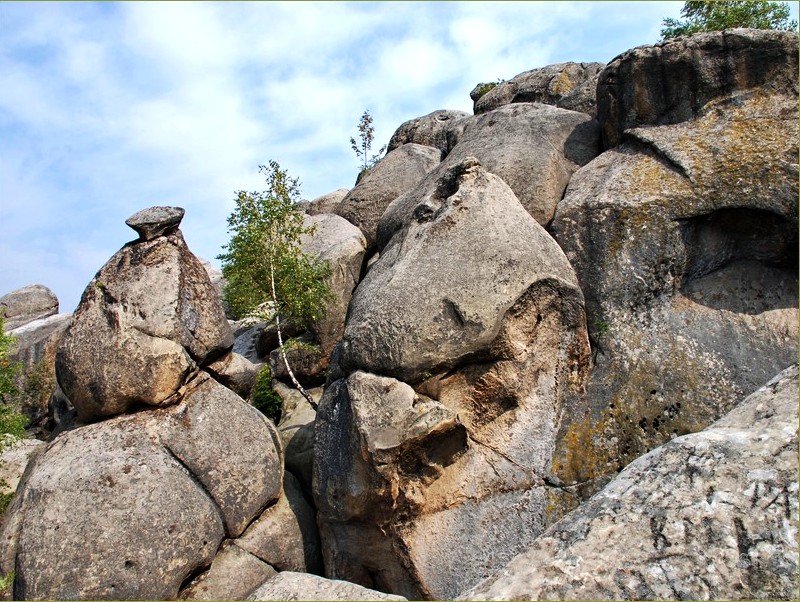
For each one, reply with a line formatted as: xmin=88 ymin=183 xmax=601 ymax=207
xmin=56 ymin=226 xmax=233 ymax=422
xmin=125 ymin=205 xmax=185 ymax=241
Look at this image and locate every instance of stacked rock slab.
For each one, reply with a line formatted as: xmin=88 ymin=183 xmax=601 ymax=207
xmin=0 ymin=284 xmax=59 ymax=331
xmin=0 ymin=207 xmax=311 ymax=600
xmin=462 ymin=365 xmax=799 ymax=600
xmin=549 ymin=29 xmax=799 ymax=499
xmin=472 ymin=61 xmax=605 ymax=117
xmin=55 ymin=207 xmax=234 ymax=422
xmin=314 ymin=159 xmax=591 ymax=600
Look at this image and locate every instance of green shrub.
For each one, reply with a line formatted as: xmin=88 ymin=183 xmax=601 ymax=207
xmin=251 ymin=365 xmax=283 ymax=424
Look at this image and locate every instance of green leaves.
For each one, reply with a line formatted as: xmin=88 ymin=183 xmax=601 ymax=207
xmin=0 ymin=314 xmax=27 ymax=452
xmin=217 ymin=161 xmax=333 ymax=330
xmin=661 ymin=1 xmax=797 ymax=40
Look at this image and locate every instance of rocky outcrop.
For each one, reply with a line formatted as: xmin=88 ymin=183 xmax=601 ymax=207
xmin=462 ymin=365 xmax=799 ymax=601
xmin=315 ymin=159 xmax=590 ymax=599
xmin=597 ymin=28 xmax=799 ymax=148
xmin=335 ymin=143 xmax=441 ymax=249
xmin=473 ymin=62 xmax=605 ymax=117
xmin=379 ymin=103 xmax=600 ymax=239
xmin=55 ymin=208 xmax=233 ymax=422
xmin=0 ymin=285 xmax=59 ymax=331
xmin=1 ymin=373 xmax=283 ymax=600
xmin=248 ymin=572 xmax=407 ymax=601
xmin=386 ymin=109 xmax=470 ymax=156
xmin=0 ymin=440 xmax=43 ymax=498
xmin=0 ymin=207 xmax=320 ymax=601
xmin=307 ymin=188 xmax=350 ymax=216
xmin=275 ymin=381 xmax=321 ymax=496
xmin=7 ymin=313 xmax=72 ymax=434
xmin=549 ymin=29 xmax=798 ymax=497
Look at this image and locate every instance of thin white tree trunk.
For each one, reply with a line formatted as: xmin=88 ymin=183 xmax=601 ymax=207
xmin=269 ymin=257 xmax=318 ymax=411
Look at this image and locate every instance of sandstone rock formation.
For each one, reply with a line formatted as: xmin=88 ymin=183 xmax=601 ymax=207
xmin=248 ymin=572 xmax=407 ymax=601
xmin=315 ymin=158 xmax=591 ymax=599
xmin=6 ymin=313 xmax=72 ymax=434
xmin=0 ymin=285 xmax=59 ymax=331
xmin=0 ymin=207 xmax=319 ymax=601
xmin=473 ymin=62 xmax=605 ymax=117
xmin=549 ymin=27 xmax=799 ymax=497
xmin=335 ymin=143 xmax=441 ymax=249
xmin=597 ymin=28 xmax=799 ymax=148
xmin=462 ymin=365 xmax=799 ymax=601
xmin=55 ymin=208 xmax=233 ymax=422
xmin=386 ymin=109 xmax=470 ymax=156
xmin=307 ymin=188 xmax=350 ymax=216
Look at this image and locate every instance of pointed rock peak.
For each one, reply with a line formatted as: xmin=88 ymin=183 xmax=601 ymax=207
xmin=125 ymin=206 xmax=185 ymax=241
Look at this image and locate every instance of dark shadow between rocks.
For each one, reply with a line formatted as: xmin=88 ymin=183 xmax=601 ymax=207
xmin=678 ymin=208 xmax=798 ymax=314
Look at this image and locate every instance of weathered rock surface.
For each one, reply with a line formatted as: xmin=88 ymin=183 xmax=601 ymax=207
xmin=549 ymin=41 xmax=798 ymax=496
xmin=474 ymin=62 xmax=605 ymax=117
xmin=180 ymin=542 xmax=277 ymax=601
xmin=302 ymin=213 xmax=366 ymax=360
xmin=0 ymin=285 xmax=59 ymax=331
xmin=386 ymin=109 xmax=471 ymax=155
xmin=0 ymin=373 xmax=283 ymax=600
xmin=462 ymin=365 xmax=799 ymax=601
xmin=275 ymin=381 xmax=321 ymax=496
xmin=236 ymin=471 xmax=323 ymax=574
xmin=0 ymin=439 xmax=44 ymax=498
xmin=206 ymin=351 xmax=259 ymax=399
xmin=248 ymin=572 xmax=407 ymax=601
xmin=343 ymin=158 xmax=584 ymax=382
xmin=307 ymin=188 xmax=350 ymax=216
xmin=56 ymin=219 xmax=233 ymax=422
xmin=597 ymin=28 xmax=799 ymax=148
xmin=316 ymin=159 xmax=590 ymax=599
xmin=125 ymin=205 xmax=185 ymax=241
xmin=7 ymin=313 xmax=72 ymax=433
xmin=335 ymin=143 xmax=441 ymax=249
xmin=379 ymin=104 xmax=600 ymax=238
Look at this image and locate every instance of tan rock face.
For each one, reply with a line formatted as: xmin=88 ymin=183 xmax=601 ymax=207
xmin=335 ymin=143 xmax=442 ymax=250
xmin=462 ymin=365 xmax=799 ymax=601
xmin=0 ymin=284 xmax=59 ymax=330
xmin=549 ymin=52 xmax=798 ymax=498
xmin=597 ymin=28 xmax=799 ymax=148
xmin=0 ymin=374 xmax=283 ymax=601
xmin=315 ymin=160 xmax=591 ymax=600
xmin=473 ymin=61 xmax=605 ymax=117
xmin=55 ymin=228 xmax=233 ymax=422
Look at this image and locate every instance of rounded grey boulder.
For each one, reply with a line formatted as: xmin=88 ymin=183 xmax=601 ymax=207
xmin=0 ymin=284 xmax=59 ymax=330
xmin=125 ymin=206 xmax=185 ymax=241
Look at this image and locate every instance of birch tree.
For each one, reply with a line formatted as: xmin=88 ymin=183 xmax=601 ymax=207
xmin=218 ymin=161 xmax=332 ymax=410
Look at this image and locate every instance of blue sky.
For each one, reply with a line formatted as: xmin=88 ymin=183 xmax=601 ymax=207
xmin=2 ymin=1 xmax=794 ymax=313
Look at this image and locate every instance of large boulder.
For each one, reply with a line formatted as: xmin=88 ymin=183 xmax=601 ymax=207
xmin=462 ymin=365 xmax=799 ymax=600
xmin=302 ymin=213 xmax=367 ymax=360
xmin=597 ymin=28 xmax=799 ymax=148
xmin=307 ymin=188 xmax=350 ymax=216
xmin=549 ymin=37 xmax=798 ymax=497
xmin=316 ymin=159 xmax=591 ymax=599
xmin=335 ymin=143 xmax=441 ymax=249
xmin=386 ymin=109 xmax=471 ymax=156
xmin=7 ymin=313 xmax=72 ymax=433
xmin=55 ymin=207 xmax=233 ymax=422
xmin=0 ymin=285 xmax=59 ymax=331
xmin=248 ymin=572 xmax=407 ymax=601
xmin=379 ymin=104 xmax=600 ymax=241
xmin=473 ymin=62 xmax=605 ymax=117
xmin=0 ymin=373 xmax=283 ymax=600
